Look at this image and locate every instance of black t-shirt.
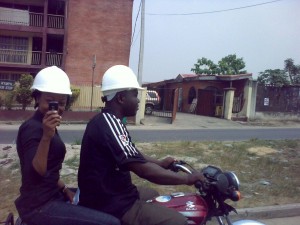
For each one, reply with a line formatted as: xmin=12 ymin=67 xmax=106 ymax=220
xmin=78 ymin=109 xmax=146 ymax=218
xmin=15 ymin=110 xmax=66 ymax=218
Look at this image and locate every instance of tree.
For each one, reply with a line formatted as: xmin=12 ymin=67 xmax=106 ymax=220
xmin=15 ymin=74 xmax=33 ymax=110
xmin=284 ymin=58 xmax=300 ymax=85
xmin=191 ymin=54 xmax=247 ymax=75
xmin=218 ymin=54 xmax=247 ymax=75
xmin=257 ymin=69 xmax=289 ymax=87
xmin=191 ymin=57 xmax=220 ymax=75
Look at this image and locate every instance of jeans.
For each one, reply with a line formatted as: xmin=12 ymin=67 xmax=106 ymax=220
xmin=22 ymin=197 xmax=120 ymax=225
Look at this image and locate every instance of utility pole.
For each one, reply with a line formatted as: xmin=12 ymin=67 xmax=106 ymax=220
xmin=137 ymin=0 xmax=145 ymax=85
xmin=90 ymin=55 xmax=96 ymax=111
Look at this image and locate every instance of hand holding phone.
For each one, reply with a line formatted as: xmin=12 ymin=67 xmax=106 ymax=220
xmin=48 ymin=101 xmax=59 ymax=111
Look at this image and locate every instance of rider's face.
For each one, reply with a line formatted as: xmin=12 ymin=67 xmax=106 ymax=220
xmin=121 ymin=89 xmax=140 ymax=117
xmin=37 ymin=92 xmax=68 ymax=115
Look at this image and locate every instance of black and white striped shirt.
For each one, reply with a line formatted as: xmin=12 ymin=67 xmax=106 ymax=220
xmin=78 ymin=109 xmax=146 ymax=218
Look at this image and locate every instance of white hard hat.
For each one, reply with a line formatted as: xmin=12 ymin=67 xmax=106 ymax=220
xmin=101 ymin=65 xmax=143 ymax=97
xmin=31 ymin=66 xmax=72 ymax=95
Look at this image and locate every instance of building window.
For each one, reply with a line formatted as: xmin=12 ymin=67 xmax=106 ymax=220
xmin=0 ymin=35 xmax=29 ymax=63
xmin=0 ymin=72 xmax=22 ymax=81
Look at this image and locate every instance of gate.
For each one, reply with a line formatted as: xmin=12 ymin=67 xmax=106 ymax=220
xmin=196 ymin=89 xmax=215 ymax=116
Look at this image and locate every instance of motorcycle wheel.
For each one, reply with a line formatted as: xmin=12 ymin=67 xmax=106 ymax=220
xmin=232 ymin=219 xmax=265 ymax=225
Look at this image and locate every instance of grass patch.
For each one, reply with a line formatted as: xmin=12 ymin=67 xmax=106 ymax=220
xmin=0 ymin=139 xmax=299 ymax=221
xmin=134 ymin=139 xmax=300 ymax=209
xmin=64 ymin=155 xmax=79 ymax=168
xmin=72 ymin=138 xmax=82 ymax=145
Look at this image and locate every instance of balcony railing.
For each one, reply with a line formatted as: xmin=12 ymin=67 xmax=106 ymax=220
xmin=0 ymin=7 xmax=64 ymax=29
xmin=29 ymin=12 xmax=43 ymax=27
xmin=0 ymin=49 xmax=28 ymax=64
xmin=47 ymin=14 xmax=64 ymax=29
xmin=31 ymin=51 xmax=41 ymax=65
xmin=0 ymin=49 xmax=62 ymax=66
xmin=46 ymin=52 xmax=63 ymax=66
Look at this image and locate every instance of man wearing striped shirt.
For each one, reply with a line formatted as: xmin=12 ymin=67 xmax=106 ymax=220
xmin=78 ymin=65 xmax=205 ymax=225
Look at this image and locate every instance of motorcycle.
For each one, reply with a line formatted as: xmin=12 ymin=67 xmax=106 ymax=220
xmin=6 ymin=161 xmax=264 ymax=225
xmin=147 ymin=161 xmax=265 ymax=225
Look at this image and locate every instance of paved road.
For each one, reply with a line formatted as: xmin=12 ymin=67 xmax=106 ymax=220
xmin=129 ymin=128 xmax=300 ymax=142
xmin=1 ymin=126 xmax=299 ymax=144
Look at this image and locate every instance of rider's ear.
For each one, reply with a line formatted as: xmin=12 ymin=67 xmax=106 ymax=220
xmin=116 ymin=92 xmax=126 ymax=104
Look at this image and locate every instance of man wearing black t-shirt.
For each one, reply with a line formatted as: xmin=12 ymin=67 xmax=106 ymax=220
xmin=78 ymin=65 xmax=206 ymax=225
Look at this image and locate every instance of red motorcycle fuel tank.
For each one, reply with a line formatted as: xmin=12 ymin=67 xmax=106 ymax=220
xmin=148 ymin=192 xmax=208 ymax=225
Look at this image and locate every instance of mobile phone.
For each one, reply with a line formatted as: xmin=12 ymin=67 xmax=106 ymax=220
xmin=48 ymin=101 xmax=59 ymax=111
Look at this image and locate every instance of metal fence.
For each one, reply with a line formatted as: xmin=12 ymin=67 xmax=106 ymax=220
xmin=151 ymin=110 xmax=172 ymax=118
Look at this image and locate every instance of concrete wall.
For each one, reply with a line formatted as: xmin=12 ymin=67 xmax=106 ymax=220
xmin=0 ymin=110 xmax=98 ymax=122
xmin=254 ymin=112 xmax=300 ymax=121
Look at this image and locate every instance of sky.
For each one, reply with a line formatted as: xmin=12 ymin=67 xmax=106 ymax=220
xmin=128 ymin=0 xmax=300 ymax=83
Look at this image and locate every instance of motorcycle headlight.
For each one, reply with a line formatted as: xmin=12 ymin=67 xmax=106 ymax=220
xmin=224 ymin=172 xmax=241 ymax=201
xmin=224 ymin=172 xmax=240 ymax=190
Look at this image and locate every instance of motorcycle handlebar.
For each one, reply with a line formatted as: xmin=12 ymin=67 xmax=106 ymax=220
xmin=168 ymin=161 xmax=190 ymax=173
xmin=169 ymin=161 xmax=209 ymax=190
xmin=170 ymin=161 xmax=241 ymax=202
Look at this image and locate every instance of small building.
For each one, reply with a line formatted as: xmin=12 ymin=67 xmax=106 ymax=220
xmin=143 ymin=73 xmax=256 ymax=121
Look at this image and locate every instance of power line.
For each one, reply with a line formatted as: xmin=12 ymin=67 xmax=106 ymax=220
xmin=131 ymin=0 xmax=142 ymax=47
xmin=131 ymin=29 xmax=141 ymax=48
xmin=147 ymin=0 xmax=283 ymax=16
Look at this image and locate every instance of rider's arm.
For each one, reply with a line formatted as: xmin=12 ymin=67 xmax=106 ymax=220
xmin=57 ymin=179 xmax=66 ymax=191
xmin=57 ymin=179 xmax=75 ymax=202
xmin=32 ymin=111 xmax=61 ymax=176
xmin=127 ymin=161 xmax=204 ymax=185
xmin=142 ymin=154 xmax=175 ymax=169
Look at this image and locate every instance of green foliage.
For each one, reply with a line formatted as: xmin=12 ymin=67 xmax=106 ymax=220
xmin=66 ymin=86 xmax=80 ymax=111
xmin=0 ymin=95 xmax=3 ymax=108
xmin=15 ymin=74 xmax=33 ymax=110
xmin=4 ymin=91 xmax=16 ymax=110
xmin=191 ymin=54 xmax=246 ymax=75
xmin=218 ymin=54 xmax=247 ymax=75
xmin=257 ymin=58 xmax=299 ymax=87
xmin=191 ymin=57 xmax=220 ymax=75
xmin=257 ymin=69 xmax=289 ymax=87
xmin=284 ymin=58 xmax=300 ymax=85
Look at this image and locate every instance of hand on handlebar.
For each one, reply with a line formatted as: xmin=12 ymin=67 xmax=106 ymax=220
xmin=187 ymin=171 xmax=207 ymax=186
xmin=159 ymin=157 xmax=177 ymax=169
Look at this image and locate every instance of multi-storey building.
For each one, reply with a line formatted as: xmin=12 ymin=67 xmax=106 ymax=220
xmin=0 ymin=0 xmax=133 ymax=86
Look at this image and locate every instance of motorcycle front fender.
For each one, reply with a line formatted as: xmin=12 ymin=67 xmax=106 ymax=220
xmin=232 ymin=219 xmax=265 ymax=225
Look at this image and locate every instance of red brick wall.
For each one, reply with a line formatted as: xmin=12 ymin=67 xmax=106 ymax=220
xmin=65 ymin=0 xmax=133 ymax=86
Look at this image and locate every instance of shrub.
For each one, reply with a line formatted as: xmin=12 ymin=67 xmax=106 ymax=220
xmin=4 ymin=91 xmax=16 ymax=110
xmin=15 ymin=74 xmax=33 ymax=110
xmin=66 ymin=86 xmax=80 ymax=111
xmin=0 ymin=95 xmax=3 ymax=109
